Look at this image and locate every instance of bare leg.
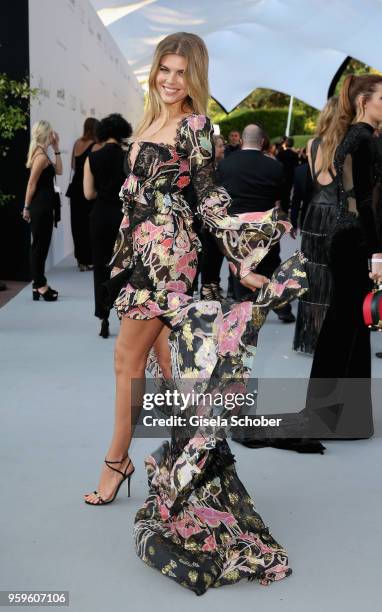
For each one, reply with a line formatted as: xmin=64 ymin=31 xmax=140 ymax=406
xmin=152 ymin=325 xmax=172 ymax=379
xmin=84 ymin=316 xmax=165 ymax=504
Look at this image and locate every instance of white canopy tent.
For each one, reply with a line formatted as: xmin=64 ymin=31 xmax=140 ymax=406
xmin=90 ymin=0 xmax=382 ymax=112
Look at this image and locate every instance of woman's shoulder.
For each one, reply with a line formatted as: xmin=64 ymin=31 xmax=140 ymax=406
xmin=30 ymin=152 xmax=49 ymax=170
xmin=181 ymin=113 xmax=211 ymax=127
xmin=89 ymin=142 xmax=113 ymax=160
xmin=178 ymin=114 xmax=212 ymax=143
xmin=338 ymin=122 xmax=374 ymax=158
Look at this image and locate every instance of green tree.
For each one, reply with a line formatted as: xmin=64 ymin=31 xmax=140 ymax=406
xmin=334 ymin=58 xmax=382 ymax=94
xmin=0 ymin=73 xmax=38 ymax=204
xmin=208 ymin=59 xmax=381 ymax=136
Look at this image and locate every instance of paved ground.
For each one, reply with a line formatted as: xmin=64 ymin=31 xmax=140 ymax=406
xmin=1 ymin=237 xmax=381 ymax=611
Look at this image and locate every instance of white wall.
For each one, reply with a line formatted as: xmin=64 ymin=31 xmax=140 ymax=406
xmin=29 ymin=0 xmax=144 ymax=267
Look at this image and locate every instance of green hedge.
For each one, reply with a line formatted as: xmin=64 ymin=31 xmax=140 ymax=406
xmin=217 ymin=108 xmax=306 ymax=140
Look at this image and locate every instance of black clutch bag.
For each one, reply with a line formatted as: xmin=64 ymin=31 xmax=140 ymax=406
xmin=65 ymin=182 xmax=74 ymax=198
xmin=53 ymin=191 xmax=61 ymax=227
xmin=53 ymin=176 xmax=61 ymax=227
xmin=97 ymin=267 xmax=133 ymax=311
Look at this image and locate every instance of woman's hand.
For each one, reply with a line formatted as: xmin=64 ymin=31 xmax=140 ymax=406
xmin=50 ymin=131 xmax=60 ymax=151
xmin=22 ymin=207 xmax=31 ymax=223
xmin=111 ymin=267 xmax=123 ymax=278
xmin=370 ymin=254 xmax=382 ymax=284
xmin=240 ymin=271 xmax=269 ymax=291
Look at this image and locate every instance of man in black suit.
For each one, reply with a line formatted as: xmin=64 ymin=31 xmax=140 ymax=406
xmin=217 ymin=123 xmax=295 ymax=322
xmin=276 ymin=137 xmax=300 ymax=213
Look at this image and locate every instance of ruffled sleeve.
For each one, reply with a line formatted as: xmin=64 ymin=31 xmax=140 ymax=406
xmin=109 ymin=213 xmax=132 ymax=273
xmin=181 ymin=115 xmax=291 ymax=278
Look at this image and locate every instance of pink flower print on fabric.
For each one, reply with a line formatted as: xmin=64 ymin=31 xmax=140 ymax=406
xmin=133 ymin=220 xmax=165 ymax=246
xmin=187 ymin=114 xmax=206 ymax=132
xmin=217 ymin=301 xmax=253 ymax=356
xmin=120 ymin=214 xmax=130 ymax=229
xmin=179 ymin=159 xmax=189 ymax=174
xmin=141 ymin=301 xmax=167 ymax=317
xmin=192 ymin=506 xmax=237 ymax=529
xmin=164 ymin=280 xmax=188 ymax=293
xmin=159 ymin=499 xmax=171 ymax=521
xmin=175 ymin=229 xmax=191 ymax=251
xmin=240 ymin=532 xmax=278 ymax=554
xmin=201 ymin=533 xmax=218 ymax=552
xmin=170 ymin=517 xmax=203 ymax=540
xmin=167 ymin=292 xmax=192 ymax=311
xmin=270 ymin=278 xmax=302 ymax=298
xmin=260 ymin=564 xmax=291 ymax=585
xmin=177 ymin=176 xmax=191 ymax=189
xmin=235 ymin=210 xmax=274 ymax=223
xmin=175 ymin=251 xmax=198 ymax=282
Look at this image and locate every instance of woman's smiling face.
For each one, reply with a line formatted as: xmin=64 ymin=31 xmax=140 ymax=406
xmin=155 ymin=53 xmax=188 ymax=106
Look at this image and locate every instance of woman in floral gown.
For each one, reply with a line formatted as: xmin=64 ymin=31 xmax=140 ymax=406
xmin=83 ymin=32 xmax=307 ymax=595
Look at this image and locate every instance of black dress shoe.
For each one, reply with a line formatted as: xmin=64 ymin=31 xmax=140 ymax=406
xmin=99 ymin=319 xmax=109 ymax=338
xmin=233 ymin=437 xmax=326 ymax=454
xmin=376 ymin=352 xmax=382 ymax=359
xmin=33 ymin=287 xmax=58 ymax=302
xmin=277 ymin=311 xmax=296 ymax=323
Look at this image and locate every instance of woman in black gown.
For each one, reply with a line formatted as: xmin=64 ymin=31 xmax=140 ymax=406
xmin=68 ymin=117 xmax=99 ymax=271
xmin=293 ymin=97 xmax=338 ymax=354
xmin=304 ymin=74 xmax=382 ymax=442
xmin=23 ymin=120 xmax=62 ymax=301
xmin=83 ymin=114 xmax=132 ymax=338
xmin=244 ymin=76 xmax=382 ymax=453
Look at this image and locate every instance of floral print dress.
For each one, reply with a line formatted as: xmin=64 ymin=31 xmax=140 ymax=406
xmin=110 ymin=114 xmax=308 ymax=595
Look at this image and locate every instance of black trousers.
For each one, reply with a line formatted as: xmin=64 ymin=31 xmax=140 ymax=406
xmin=200 ymin=230 xmax=224 ymax=285
xmin=232 ymin=243 xmax=292 ymax=315
xmin=70 ymin=195 xmax=93 ymax=265
xmin=29 ymin=193 xmax=54 ymax=289
xmin=89 ymin=204 xmax=123 ymax=320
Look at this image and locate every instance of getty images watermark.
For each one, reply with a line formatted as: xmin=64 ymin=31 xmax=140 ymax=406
xmin=141 ymin=389 xmax=283 ymax=429
xmin=130 ymin=377 xmax=377 ymax=439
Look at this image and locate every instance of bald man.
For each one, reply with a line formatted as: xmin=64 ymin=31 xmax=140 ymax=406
xmin=217 ymin=124 xmax=295 ymax=322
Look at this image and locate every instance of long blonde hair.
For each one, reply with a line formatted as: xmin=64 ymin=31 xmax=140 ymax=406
xmin=26 ymin=120 xmax=52 ymax=168
xmin=135 ymin=32 xmax=209 ymax=138
xmin=315 ymin=96 xmax=338 ymax=139
xmin=319 ymin=74 xmax=382 ymax=172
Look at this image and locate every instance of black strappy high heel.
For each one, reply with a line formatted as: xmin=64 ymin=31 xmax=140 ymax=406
xmin=84 ymin=456 xmax=135 ymax=505
xmin=32 ymin=286 xmax=58 ymax=301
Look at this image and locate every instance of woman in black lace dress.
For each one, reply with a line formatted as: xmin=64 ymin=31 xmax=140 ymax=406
xmin=293 ymin=97 xmax=338 ymax=354
xmin=254 ymin=77 xmax=382 ymax=454
xmin=305 ymin=75 xmax=382 ymax=441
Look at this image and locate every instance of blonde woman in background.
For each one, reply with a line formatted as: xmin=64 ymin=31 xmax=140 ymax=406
xmin=24 ymin=120 xmax=62 ymax=301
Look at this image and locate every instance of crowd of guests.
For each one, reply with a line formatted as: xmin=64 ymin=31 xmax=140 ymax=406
xmin=21 ymin=71 xmax=382 ymax=463
xmin=24 ymin=75 xmax=382 ymax=384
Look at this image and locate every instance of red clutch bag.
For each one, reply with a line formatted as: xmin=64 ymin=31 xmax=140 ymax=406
xmin=363 ymin=283 xmax=382 ymax=330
